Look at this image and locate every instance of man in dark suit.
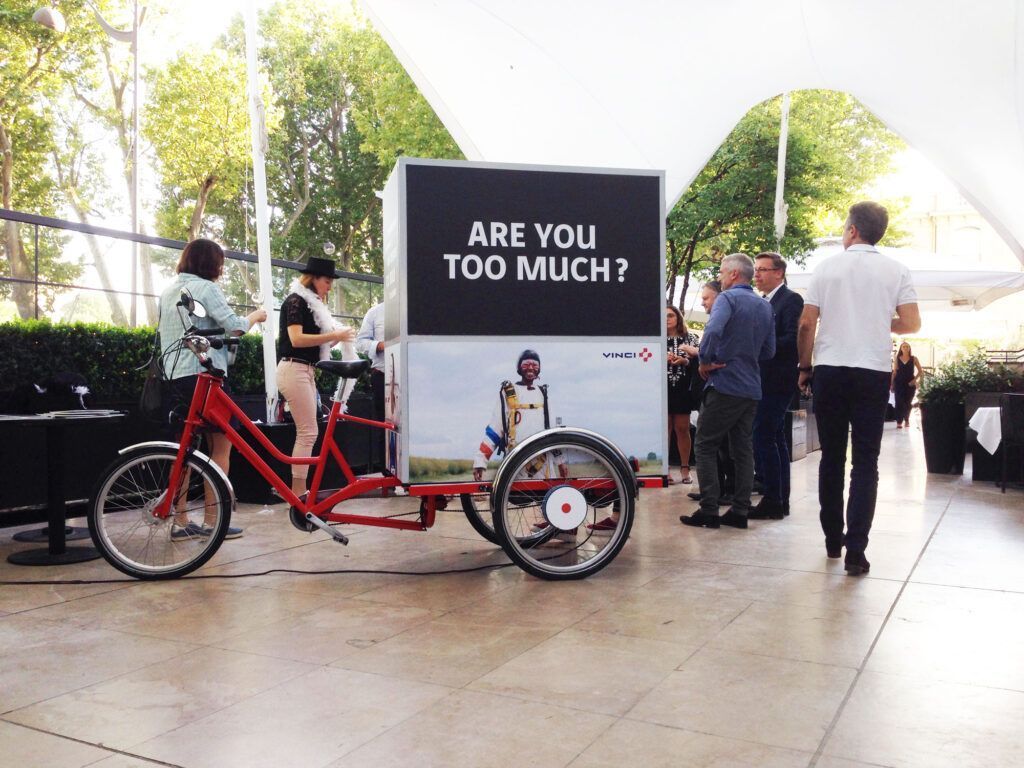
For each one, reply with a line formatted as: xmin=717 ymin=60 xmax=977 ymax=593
xmin=749 ymin=252 xmax=804 ymax=520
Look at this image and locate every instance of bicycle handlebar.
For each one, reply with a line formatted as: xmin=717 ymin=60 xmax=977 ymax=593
xmin=207 ymin=337 xmax=240 ymax=350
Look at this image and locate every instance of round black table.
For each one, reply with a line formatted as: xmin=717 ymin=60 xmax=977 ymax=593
xmin=3 ymin=412 xmax=125 ymax=566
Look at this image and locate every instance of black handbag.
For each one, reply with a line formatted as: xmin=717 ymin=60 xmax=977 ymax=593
xmin=138 ymin=313 xmax=164 ymax=419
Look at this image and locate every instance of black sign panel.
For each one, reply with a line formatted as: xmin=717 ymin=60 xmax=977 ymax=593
xmin=404 ymin=163 xmax=661 ymax=336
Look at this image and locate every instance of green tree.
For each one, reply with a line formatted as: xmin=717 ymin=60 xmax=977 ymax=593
xmin=347 ymin=23 xmax=463 ymax=168
xmin=210 ymin=1 xmax=458 ymax=296
xmin=57 ymin=0 xmax=184 ymax=326
xmin=141 ymin=0 xmax=458 ymax=312
xmin=0 ymin=0 xmax=99 ymax=318
xmin=241 ymin=4 xmax=386 ymax=277
xmin=666 ymin=90 xmax=904 ymax=307
xmin=143 ymin=46 xmax=258 ymax=242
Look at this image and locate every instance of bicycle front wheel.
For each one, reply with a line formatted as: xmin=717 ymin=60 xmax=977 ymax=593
xmin=89 ymin=446 xmax=232 ymax=579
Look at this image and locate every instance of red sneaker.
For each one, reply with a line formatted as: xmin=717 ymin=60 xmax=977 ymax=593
xmin=586 ymin=516 xmax=618 ymax=532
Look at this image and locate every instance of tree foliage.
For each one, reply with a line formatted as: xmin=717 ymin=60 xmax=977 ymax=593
xmin=138 ymin=0 xmax=460 ymax=313
xmin=143 ymin=46 xmax=259 ymax=242
xmin=0 ymin=0 xmax=102 ymax=317
xmin=666 ymin=90 xmax=904 ymax=306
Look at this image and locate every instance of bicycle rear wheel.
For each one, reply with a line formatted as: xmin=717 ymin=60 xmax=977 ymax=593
xmin=89 ymin=446 xmax=231 ymax=579
xmin=492 ymin=431 xmax=634 ymax=580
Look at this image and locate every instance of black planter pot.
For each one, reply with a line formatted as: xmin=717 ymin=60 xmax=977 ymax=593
xmin=920 ymin=401 xmax=966 ymax=474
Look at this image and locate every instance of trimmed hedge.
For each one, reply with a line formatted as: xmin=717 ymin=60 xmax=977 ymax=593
xmin=0 ymin=320 xmax=154 ymax=402
xmin=0 ymin=320 xmax=366 ymax=402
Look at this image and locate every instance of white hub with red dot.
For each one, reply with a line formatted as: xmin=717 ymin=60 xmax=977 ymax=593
xmin=542 ymin=485 xmax=588 ymax=531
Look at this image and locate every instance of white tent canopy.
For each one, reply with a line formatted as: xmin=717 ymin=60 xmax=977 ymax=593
xmin=361 ymin=0 xmax=1024 ymax=265
xmin=787 ymin=242 xmax=1024 ymax=312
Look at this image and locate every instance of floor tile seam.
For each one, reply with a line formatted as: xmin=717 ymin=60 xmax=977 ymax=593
xmin=204 ymin=638 xmax=352 ymax=667
xmin=616 ymin=712 xmax=816 ymax=757
xmin=0 ymin=715 xmax=186 ymax=767
xmin=902 ymin=579 xmax=1024 ymax=596
xmin=460 ymin=681 xmax=637 ymax=719
xmin=16 ymin=590 xmax=254 ymax=630
xmin=2 ymin=583 xmax=134 ymax=616
xmin=806 ymin=492 xmax=956 ymax=767
xmin=125 ymin=662 xmax=437 ymax=761
xmin=654 ymin=554 xmax=838 ymax=578
xmin=674 ymin=554 xmax=914 ymax=582
xmin=547 ymin=605 xmax=606 ymax=635
xmin=851 ymin=664 xmax=1024 ymax=696
xmin=309 ymin=688 xmax=465 ymax=768
xmin=0 ymin=626 xmax=200 ymax=696
xmin=0 ymin=639 xmax=231 ymax=719
xmin=666 ymin=598 xmax=756 ymax=671
xmin=99 ymin=609 xmax=315 ymax=648
xmin=681 ymin=643 xmax=863 ymax=674
xmin=744 ymin=596 xmax=894 ymax=619
xmin=554 ymin=623 xmax=706 ymax=658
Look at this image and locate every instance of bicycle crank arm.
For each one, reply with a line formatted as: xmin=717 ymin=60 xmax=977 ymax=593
xmin=304 ymin=513 xmax=349 ymax=545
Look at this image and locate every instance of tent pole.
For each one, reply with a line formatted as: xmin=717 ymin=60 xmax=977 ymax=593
xmin=244 ymin=0 xmax=278 ymax=422
xmin=774 ymin=91 xmax=791 ymax=246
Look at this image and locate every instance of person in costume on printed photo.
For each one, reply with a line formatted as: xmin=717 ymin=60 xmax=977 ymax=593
xmin=472 ymin=349 xmax=567 ymax=483
xmin=276 ymin=257 xmax=358 ymax=498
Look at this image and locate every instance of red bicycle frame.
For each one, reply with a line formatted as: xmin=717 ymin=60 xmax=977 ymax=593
xmin=151 ymin=371 xmax=447 ymax=530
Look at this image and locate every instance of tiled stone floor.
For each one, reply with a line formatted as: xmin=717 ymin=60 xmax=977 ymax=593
xmin=1 ymin=423 xmax=1022 ymax=767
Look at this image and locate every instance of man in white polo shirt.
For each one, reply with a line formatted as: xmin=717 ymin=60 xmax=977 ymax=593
xmin=797 ymin=201 xmax=920 ymax=576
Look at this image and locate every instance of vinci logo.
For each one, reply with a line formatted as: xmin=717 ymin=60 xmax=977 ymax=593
xmin=603 ymin=347 xmax=654 ymax=362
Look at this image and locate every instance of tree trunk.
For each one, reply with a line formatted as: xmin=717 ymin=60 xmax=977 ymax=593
xmin=666 ymin=237 xmax=679 ymax=303
xmin=189 ymin=176 xmax=217 ymax=240
xmin=55 ymin=155 xmax=130 ymax=326
xmin=0 ymin=122 xmax=35 ymax=319
xmin=679 ymin=241 xmax=696 ymax=313
xmin=3 ymin=221 xmax=34 ymax=319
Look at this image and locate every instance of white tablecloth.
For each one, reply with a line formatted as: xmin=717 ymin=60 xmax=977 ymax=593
xmin=969 ymin=407 xmax=1002 ymax=454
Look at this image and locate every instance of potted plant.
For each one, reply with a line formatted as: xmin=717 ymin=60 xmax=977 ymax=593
xmin=917 ymin=351 xmax=1008 ymax=474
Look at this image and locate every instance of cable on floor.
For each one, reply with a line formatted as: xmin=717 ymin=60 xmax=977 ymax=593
xmin=0 ymin=560 xmax=517 ymax=586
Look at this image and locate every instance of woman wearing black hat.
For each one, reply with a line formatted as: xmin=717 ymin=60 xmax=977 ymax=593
xmin=277 ymin=257 xmax=357 ymax=498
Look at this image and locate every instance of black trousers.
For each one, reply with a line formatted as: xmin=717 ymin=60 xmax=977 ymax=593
xmin=812 ymin=365 xmax=890 ymax=554
xmin=893 ymin=382 xmax=915 ymax=424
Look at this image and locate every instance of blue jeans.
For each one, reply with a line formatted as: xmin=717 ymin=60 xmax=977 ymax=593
xmin=812 ymin=366 xmax=890 ymax=555
xmin=753 ymin=390 xmax=792 ymax=504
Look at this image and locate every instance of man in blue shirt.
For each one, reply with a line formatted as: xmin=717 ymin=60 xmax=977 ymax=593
xmin=681 ymin=253 xmax=775 ymax=530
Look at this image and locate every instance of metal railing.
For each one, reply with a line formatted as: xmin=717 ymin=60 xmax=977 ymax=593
xmin=0 ymin=208 xmax=383 ymax=328
xmin=987 ymin=348 xmax=1024 ymax=365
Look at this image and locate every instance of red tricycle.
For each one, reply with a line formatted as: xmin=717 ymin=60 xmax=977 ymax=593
xmin=88 ymin=294 xmax=643 ymax=581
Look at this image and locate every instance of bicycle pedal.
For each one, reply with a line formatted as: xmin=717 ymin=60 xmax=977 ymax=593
xmin=303 ymin=512 xmax=349 ymax=545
